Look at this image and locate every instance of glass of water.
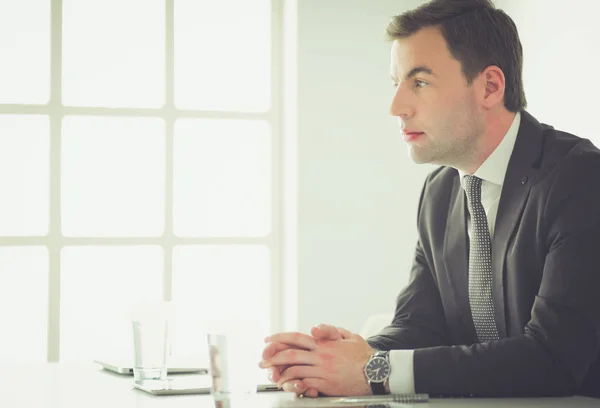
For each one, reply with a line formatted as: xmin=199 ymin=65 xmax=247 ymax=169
xmin=131 ymin=301 xmax=173 ymax=382
xmin=206 ymin=319 xmax=265 ymax=400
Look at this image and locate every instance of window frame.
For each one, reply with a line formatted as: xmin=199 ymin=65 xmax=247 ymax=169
xmin=0 ymin=0 xmax=285 ymax=362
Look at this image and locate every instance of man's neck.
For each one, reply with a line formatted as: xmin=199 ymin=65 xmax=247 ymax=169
xmin=460 ymin=109 xmax=516 ymax=175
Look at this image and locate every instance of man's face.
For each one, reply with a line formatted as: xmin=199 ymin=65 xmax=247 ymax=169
xmin=389 ymin=27 xmax=484 ymax=168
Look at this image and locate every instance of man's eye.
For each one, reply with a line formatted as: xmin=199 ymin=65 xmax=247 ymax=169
xmin=415 ymin=80 xmax=427 ymax=88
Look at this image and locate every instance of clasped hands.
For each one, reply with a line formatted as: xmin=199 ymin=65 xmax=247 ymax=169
xmin=258 ymin=324 xmax=375 ymax=397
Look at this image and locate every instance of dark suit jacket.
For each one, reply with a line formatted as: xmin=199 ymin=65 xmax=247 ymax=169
xmin=367 ymin=111 xmax=600 ymax=397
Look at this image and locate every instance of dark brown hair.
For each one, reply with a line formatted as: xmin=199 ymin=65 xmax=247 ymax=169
xmin=386 ymin=0 xmax=526 ymax=112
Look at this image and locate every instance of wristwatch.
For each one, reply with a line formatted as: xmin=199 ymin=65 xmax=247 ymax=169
xmin=364 ymin=350 xmax=391 ymax=395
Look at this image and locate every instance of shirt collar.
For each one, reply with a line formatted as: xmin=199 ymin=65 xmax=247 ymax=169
xmin=458 ymin=111 xmax=521 ymax=187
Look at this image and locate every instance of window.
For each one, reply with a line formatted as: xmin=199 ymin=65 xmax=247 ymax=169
xmin=0 ymin=0 xmax=282 ymax=362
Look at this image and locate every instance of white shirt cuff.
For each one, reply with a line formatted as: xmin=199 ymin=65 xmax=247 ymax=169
xmin=388 ymin=350 xmax=415 ymax=394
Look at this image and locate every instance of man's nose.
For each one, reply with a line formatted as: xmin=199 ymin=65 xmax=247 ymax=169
xmin=389 ymin=87 xmax=414 ymax=118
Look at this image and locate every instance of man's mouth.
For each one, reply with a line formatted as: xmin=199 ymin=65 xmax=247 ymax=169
xmin=402 ymin=131 xmax=425 ymax=142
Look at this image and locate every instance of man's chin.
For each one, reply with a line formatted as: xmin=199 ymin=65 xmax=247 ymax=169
xmin=407 ymin=146 xmax=432 ymax=164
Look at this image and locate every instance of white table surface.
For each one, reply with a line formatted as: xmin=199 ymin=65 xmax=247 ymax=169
xmin=1 ymin=363 xmax=598 ymax=408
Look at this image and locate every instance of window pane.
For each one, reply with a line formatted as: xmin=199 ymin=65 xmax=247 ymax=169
xmin=175 ymin=0 xmax=271 ymax=112
xmin=0 ymin=247 xmax=48 ymax=363
xmin=0 ymin=115 xmax=49 ymax=236
xmin=62 ymin=0 xmax=164 ymax=108
xmin=62 ymin=116 xmax=165 ymax=237
xmin=0 ymin=0 xmax=50 ymax=104
xmin=60 ymin=246 xmax=163 ymax=362
xmin=172 ymin=245 xmax=270 ymax=356
xmin=174 ymin=119 xmax=271 ymax=237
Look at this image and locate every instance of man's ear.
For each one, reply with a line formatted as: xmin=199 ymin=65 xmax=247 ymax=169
xmin=479 ymin=65 xmax=506 ymax=109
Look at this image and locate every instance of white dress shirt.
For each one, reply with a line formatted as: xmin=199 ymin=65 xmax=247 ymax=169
xmin=387 ymin=112 xmax=521 ymax=394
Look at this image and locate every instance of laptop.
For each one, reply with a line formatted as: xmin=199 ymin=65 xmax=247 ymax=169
xmin=132 ymin=374 xmax=281 ymax=395
xmin=95 ymin=358 xmax=207 ymax=375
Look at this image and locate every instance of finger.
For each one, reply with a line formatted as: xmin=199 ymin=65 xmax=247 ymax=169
xmin=277 ymin=366 xmax=323 ymax=387
xmin=302 ymin=378 xmax=329 ymax=396
xmin=281 ymin=381 xmax=296 ymax=394
xmin=265 ymin=332 xmax=317 ymax=351
xmin=268 ymin=364 xmax=293 ymax=383
xmin=280 ymin=378 xmax=319 ymax=398
xmin=261 ymin=342 xmax=294 ymax=360
xmin=282 ymin=379 xmax=307 ymax=394
xmin=288 ymin=382 xmax=319 ymax=398
xmin=261 ymin=349 xmax=320 ymax=368
xmin=283 ymin=379 xmax=325 ymax=398
xmin=310 ymin=324 xmax=342 ymax=340
xmin=267 ymin=365 xmax=283 ymax=382
xmin=336 ymin=327 xmax=355 ymax=339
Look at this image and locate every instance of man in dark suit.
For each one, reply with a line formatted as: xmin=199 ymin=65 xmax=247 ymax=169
xmin=259 ymin=0 xmax=600 ymax=398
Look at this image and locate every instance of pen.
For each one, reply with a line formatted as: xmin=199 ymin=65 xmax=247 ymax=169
xmin=334 ymin=393 xmax=429 ymax=404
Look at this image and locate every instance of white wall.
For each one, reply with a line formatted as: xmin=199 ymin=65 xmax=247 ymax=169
xmin=495 ymin=0 xmax=600 ymax=144
xmin=291 ymin=0 xmax=600 ymax=334
xmin=292 ymin=0 xmax=433 ymax=334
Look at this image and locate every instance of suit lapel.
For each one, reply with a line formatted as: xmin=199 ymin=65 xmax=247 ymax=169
xmin=443 ymin=174 xmax=476 ymax=339
xmin=491 ymin=111 xmax=543 ymax=338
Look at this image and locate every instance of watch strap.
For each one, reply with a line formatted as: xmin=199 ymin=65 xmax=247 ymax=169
xmin=370 ymin=380 xmax=387 ymax=395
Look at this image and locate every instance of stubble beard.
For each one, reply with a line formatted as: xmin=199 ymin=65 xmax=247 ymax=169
xmin=407 ymin=131 xmax=477 ymax=168
xmin=408 ymin=105 xmax=483 ymax=169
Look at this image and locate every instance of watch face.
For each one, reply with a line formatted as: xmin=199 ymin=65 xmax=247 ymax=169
xmin=365 ymin=356 xmax=390 ymax=382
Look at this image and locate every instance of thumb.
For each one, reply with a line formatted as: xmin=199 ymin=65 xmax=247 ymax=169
xmin=336 ymin=327 xmax=357 ymax=340
xmin=311 ymin=324 xmax=342 ymax=340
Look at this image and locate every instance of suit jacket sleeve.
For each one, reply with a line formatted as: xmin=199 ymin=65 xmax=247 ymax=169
xmin=413 ymin=153 xmax=600 ymax=397
xmin=368 ymin=174 xmax=451 ymax=351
